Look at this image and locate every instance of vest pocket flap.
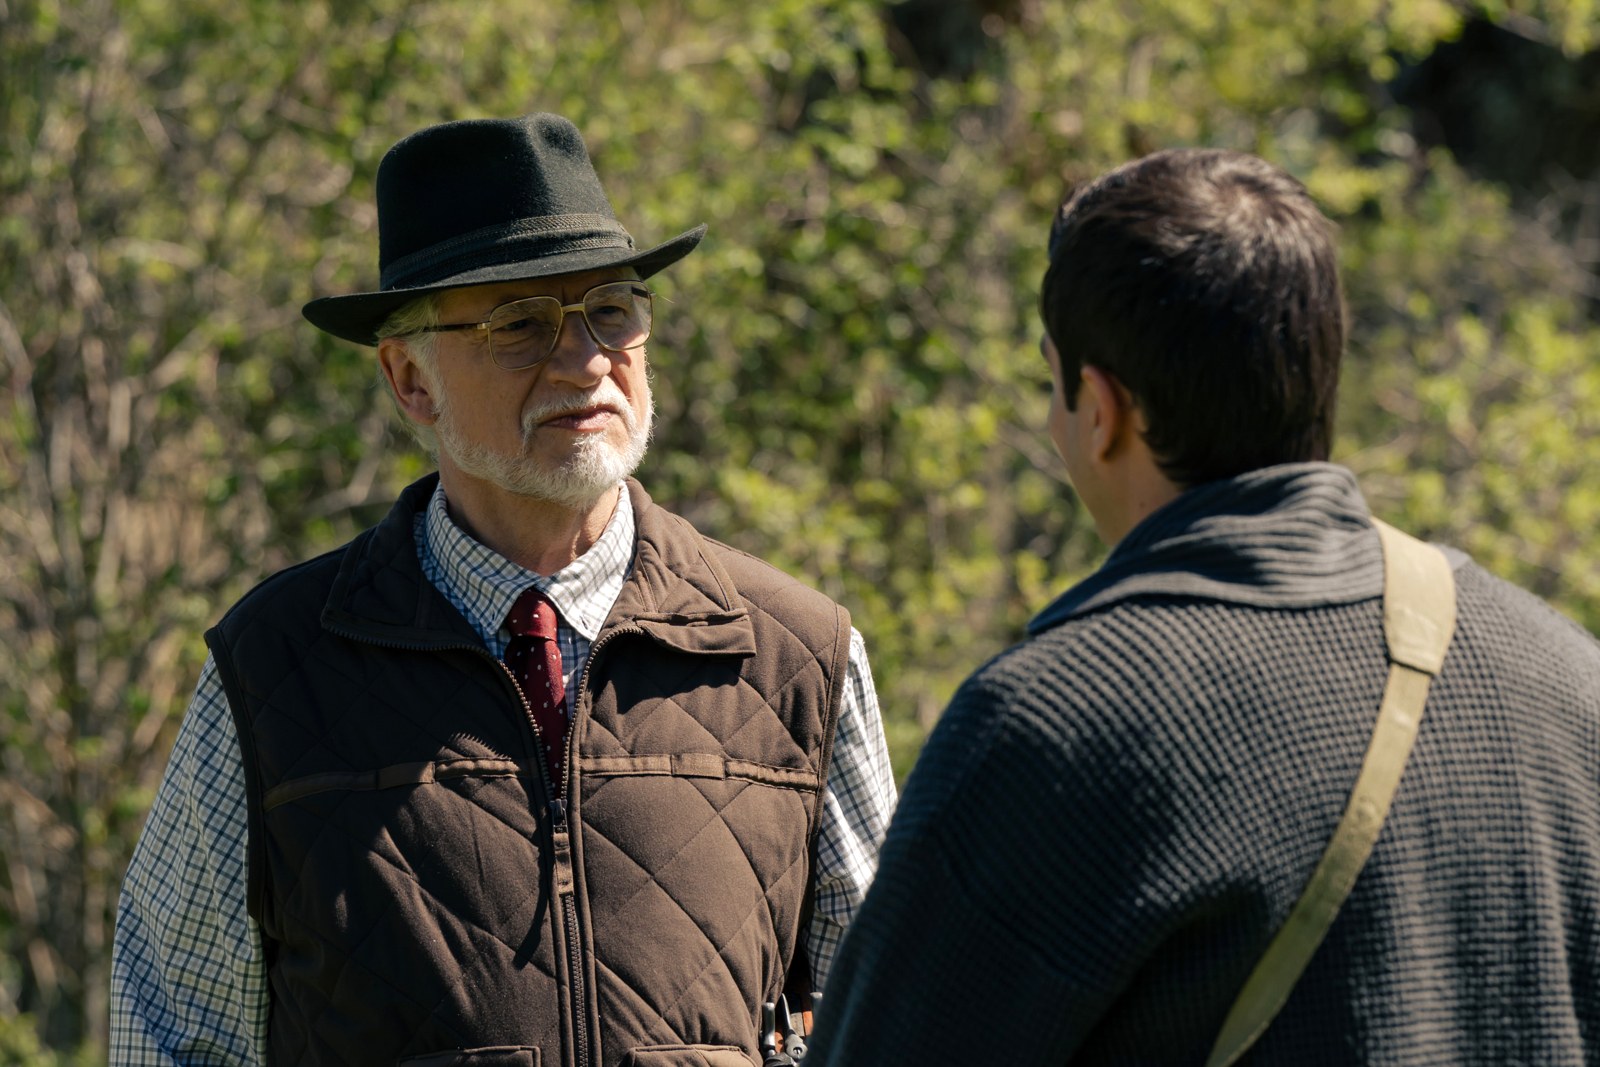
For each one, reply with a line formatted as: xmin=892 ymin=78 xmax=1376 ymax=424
xmin=621 ymin=1045 xmax=754 ymax=1067
xmin=631 ymin=611 xmax=758 ymax=656
xmin=580 ymin=753 xmax=819 ymax=791
xmin=264 ymin=758 xmax=532 ymax=810
xmin=397 ymin=1047 xmax=539 ymax=1067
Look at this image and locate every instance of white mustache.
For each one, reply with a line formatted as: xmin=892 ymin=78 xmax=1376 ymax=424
xmin=521 ymin=385 xmax=634 ymax=434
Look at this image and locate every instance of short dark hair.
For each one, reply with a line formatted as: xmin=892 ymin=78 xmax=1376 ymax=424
xmin=1040 ymin=148 xmax=1345 ymax=486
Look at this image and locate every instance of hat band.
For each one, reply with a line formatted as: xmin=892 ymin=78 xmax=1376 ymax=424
xmin=380 ymin=213 xmax=636 ymax=290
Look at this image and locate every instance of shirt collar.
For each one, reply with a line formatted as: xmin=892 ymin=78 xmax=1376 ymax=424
xmin=1029 ymin=463 xmax=1388 ymax=634
xmin=420 ymin=481 xmax=635 ymax=644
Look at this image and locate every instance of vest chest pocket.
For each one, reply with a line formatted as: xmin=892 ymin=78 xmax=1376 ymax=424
xmin=263 ymin=757 xmax=534 ymax=811
xmin=577 ymin=753 xmax=819 ymax=792
xmin=397 ymin=1047 xmax=539 ymax=1066
xmin=621 ymin=1045 xmax=754 ymax=1067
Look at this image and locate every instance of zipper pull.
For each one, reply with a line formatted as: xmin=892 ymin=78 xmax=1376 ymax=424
xmin=549 ymin=796 xmax=567 ymax=826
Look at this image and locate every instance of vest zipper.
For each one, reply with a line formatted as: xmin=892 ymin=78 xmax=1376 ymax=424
xmin=326 ymin=622 xmax=650 ymax=1067
xmin=563 ymin=890 xmax=587 ymax=1067
xmin=321 ymin=627 xmax=585 ymax=1062
xmin=552 ymin=624 xmax=639 ymax=1067
xmin=506 ymin=654 xmax=587 ymax=1067
xmin=478 ymin=652 xmax=594 ymax=1067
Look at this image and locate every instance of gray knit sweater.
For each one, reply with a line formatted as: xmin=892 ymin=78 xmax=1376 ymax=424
xmin=809 ymin=464 xmax=1600 ymax=1066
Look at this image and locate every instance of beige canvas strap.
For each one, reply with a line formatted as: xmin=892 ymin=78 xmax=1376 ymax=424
xmin=1205 ymin=519 xmax=1457 ymax=1067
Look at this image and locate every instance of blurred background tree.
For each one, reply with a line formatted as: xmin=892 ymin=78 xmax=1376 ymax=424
xmin=2 ymin=0 xmax=1597 ymax=1058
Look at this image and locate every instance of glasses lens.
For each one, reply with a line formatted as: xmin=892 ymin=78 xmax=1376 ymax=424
xmin=487 ymin=297 xmax=562 ymax=369
xmin=583 ymin=282 xmax=652 ymax=351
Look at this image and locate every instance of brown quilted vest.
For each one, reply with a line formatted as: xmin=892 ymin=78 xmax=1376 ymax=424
xmin=206 ymin=477 xmax=848 ymax=1067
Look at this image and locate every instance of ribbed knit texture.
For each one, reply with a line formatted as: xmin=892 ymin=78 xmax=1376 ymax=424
xmin=810 ymin=463 xmax=1600 ymax=1066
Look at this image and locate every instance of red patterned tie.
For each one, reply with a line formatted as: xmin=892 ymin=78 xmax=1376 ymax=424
xmin=504 ymin=588 xmax=568 ymax=795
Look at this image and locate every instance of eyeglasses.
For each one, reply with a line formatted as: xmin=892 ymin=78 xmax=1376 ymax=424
xmin=417 ymin=281 xmax=654 ymax=370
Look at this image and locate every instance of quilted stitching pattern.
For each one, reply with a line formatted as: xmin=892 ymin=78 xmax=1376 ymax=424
xmin=222 ymin=619 xmax=563 ymax=1062
xmin=211 ymin=480 xmax=848 ymax=1066
xmin=574 ymin=534 xmax=843 ymax=1062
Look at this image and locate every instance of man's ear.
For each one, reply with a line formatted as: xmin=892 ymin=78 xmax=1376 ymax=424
xmin=1080 ymin=364 xmax=1137 ymax=463
xmin=377 ymin=338 xmax=439 ymax=427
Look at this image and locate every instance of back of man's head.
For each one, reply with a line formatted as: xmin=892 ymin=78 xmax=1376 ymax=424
xmin=1040 ymin=148 xmax=1345 ymax=487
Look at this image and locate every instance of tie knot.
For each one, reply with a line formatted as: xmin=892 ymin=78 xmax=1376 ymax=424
xmin=507 ymin=588 xmax=560 ymax=640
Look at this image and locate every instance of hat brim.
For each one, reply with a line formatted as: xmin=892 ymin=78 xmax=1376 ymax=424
xmin=302 ymin=224 xmax=706 ymax=346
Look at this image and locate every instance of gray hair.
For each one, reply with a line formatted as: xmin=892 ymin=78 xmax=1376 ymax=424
xmin=376 ymin=293 xmax=443 ymax=454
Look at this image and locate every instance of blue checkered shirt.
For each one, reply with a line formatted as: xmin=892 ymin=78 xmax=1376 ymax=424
xmin=110 ymin=485 xmax=896 ymax=1064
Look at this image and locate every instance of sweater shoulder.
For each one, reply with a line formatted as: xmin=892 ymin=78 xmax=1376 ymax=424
xmin=963 ymin=603 xmax=1196 ymax=714
xmin=943 ymin=595 xmax=1379 ymax=774
xmin=919 ymin=612 xmax=1154 ymax=780
xmin=1449 ymin=560 xmax=1600 ymax=698
xmin=1455 ymin=560 xmax=1600 ymax=655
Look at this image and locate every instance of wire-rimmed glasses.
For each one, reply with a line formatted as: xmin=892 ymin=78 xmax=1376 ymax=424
xmin=417 ymin=280 xmax=654 ymax=370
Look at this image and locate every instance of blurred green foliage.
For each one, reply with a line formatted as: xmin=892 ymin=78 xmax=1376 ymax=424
xmin=3 ymin=0 xmax=1598 ymax=1058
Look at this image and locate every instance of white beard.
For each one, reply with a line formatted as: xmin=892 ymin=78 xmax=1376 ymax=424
xmin=433 ymin=379 xmax=653 ymax=510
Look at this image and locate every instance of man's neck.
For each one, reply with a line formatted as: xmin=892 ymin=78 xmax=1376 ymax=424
xmin=1097 ymin=476 xmax=1184 ymax=548
xmin=1087 ymin=448 xmax=1184 ymax=549
xmin=436 ymin=468 xmax=621 ymax=576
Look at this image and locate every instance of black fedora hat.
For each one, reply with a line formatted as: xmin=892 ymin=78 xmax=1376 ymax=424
xmin=302 ymin=113 xmax=706 ymax=346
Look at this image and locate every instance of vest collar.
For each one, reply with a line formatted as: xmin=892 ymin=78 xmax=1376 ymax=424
xmin=321 ymin=473 xmax=756 ymax=657
xmin=605 ymin=479 xmax=757 ymax=656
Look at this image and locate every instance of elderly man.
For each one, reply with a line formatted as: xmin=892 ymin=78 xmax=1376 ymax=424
xmin=111 ymin=113 xmax=896 ymax=1067
xmin=807 ymin=148 xmax=1600 ymax=1065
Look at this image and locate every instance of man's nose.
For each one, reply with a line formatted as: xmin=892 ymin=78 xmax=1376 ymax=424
xmin=543 ymin=305 xmax=610 ymax=380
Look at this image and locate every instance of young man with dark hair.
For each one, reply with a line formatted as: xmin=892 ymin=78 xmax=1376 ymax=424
xmin=806 ymin=148 xmax=1600 ymax=1065
xmin=1040 ymin=149 xmax=1344 ymax=487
